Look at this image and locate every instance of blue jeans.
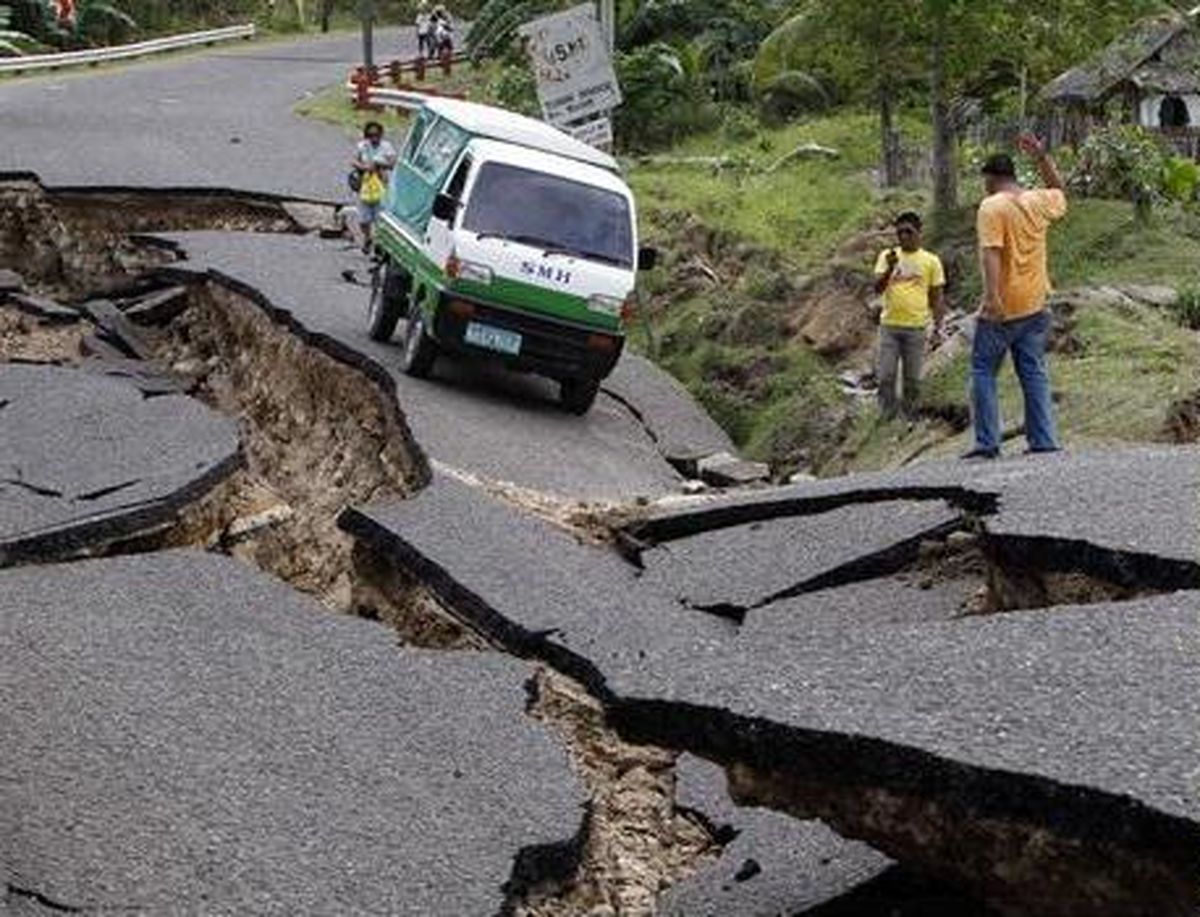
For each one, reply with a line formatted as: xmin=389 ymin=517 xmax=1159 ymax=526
xmin=970 ymin=309 xmax=1058 ymax=453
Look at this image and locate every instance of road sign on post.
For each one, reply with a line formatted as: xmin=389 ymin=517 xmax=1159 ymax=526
xmin=518 ymin=4 xmax=621 ymax=131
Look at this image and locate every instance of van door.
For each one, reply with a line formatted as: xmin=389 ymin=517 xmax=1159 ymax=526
xmin=427 ymin=152 xmax=472 ymax=266
xmin=386 ymin=113 xmax=467 ymax=240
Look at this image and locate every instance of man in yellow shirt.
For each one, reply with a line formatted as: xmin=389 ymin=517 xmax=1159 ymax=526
xmin=966 ymin=133 xmax=1067 ymax=459
xmin=873 ymin=211 xmax=946 ymax=419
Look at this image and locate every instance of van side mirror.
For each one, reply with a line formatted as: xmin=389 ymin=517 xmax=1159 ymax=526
xmin=637 ymin=246 xmax=659 ymax=271
xmin=432 ymin=192 xmax=458 ymax=223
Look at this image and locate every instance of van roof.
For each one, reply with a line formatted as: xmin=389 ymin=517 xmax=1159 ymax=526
xmin=467 ymin=138 xmax=632 ymax=198
xmin=421 ymin=98 xmax=618 ymax=172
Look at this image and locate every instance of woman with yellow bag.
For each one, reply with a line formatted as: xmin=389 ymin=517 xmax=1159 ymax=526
xmin=350 ymin=121 xmax=397 ymax=254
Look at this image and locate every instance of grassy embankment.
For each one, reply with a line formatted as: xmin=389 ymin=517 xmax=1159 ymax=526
xmin=299 ymin=75 xmax=1200 ymax=474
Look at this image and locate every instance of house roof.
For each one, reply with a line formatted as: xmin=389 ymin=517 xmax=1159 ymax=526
xmin=421 ymin=98 xmax=618 ymax=172
xmin=1130 ymin=62 xmax=1200 ymax=95
xmin=1041 ymin=12 xmax=1191 ymax=104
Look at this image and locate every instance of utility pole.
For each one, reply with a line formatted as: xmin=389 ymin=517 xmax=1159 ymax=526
xmin=597 ymin=0 xmax=614 ymax=53
xmin=360 ymin=0 xmax=375 ymax=69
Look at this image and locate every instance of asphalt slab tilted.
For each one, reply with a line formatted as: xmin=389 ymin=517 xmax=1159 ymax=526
xmin=0 ymin=363 xmax=239 ymax=563
xmin=0 ymin=551 xmax=585 ymax=915
xmin=343 ymin=464 xmax=1200 ymax=913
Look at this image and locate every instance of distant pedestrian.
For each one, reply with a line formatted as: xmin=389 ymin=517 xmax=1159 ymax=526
xmin=872 ymin=211 xmax=945 ymax=420
xmin=415 ymin=3 xmax=432 ymax=59
xmin=351 ymin=121 xmax=397 ymax=254
xmin=432 ymin=5 xmax=454 ymax=58
xmin=964 ymin=132 xmax=1067 ymax=460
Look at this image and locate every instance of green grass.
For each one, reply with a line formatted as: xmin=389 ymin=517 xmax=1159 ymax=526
xmin=295 ymin=82 xmax=412 ymax=137
xmin=1051 ymin=199 xmax=1200 ymax=289
xmin=294 ymin=81 xmax=1200 ymax=473
xmin=629 ymin=111 xmax=929 ymax=269
xmin=834 ymin=299 xmax=1200 ymax=474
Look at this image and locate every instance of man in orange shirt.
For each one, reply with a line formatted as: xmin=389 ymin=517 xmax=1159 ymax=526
xmin=965 ymin=132 xmax=1067 ymax=460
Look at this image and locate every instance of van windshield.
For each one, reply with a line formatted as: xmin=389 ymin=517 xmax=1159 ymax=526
xmin=461 ymin=162 xmax=634 ymax=269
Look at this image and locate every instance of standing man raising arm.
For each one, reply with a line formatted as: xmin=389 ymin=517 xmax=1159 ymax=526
xmin=965 ymin=132 xmax=1067 ymax=460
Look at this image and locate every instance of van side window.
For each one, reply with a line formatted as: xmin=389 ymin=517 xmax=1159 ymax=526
xmin=444 ymin=155 xmax=472 ymax=200
xmin=412 ymin=119 xmax=467 ymax=185
xmin=401 ymin=110 xmax=431 ymax=162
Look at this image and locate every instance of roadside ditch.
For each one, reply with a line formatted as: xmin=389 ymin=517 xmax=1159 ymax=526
xmin=0 ymin=180 xmax=727 ymax=915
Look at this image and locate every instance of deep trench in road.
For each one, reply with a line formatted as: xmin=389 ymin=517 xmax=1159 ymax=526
xmin=3 ymin=178 xmax=1195 ymax=915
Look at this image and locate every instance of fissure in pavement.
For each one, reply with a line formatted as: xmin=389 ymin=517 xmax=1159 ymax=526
xmin=0 ymin=187 xmax=728 ymax=915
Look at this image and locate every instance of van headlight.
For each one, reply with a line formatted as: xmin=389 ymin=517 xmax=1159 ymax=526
xmin=445 ymin=254 xmax=493 ymax=285
xmin=587 ymin=294 xmax=624 ymax=317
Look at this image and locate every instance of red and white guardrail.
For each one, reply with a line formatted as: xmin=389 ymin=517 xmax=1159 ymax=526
xmin=0 ymin=24 xmax=255 ymax=74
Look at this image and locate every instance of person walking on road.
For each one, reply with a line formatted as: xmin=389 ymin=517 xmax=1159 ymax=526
xmin=351 ymin=121 xmax=397 ymax=255
xmin=964 ymin=132 xmax=1067 ymax=460
xmin=872 ymin=211 xmax=945 ymax=420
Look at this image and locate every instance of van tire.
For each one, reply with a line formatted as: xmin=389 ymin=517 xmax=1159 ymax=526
xmin=367 ymin=263 xmax=410 ymax=342
xmin=401 ymin=310 xmax=438 ymax=378
xmin=559 ymin=377 xmax=600 ymax=415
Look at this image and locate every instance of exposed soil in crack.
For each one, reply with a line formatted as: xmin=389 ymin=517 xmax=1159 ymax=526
xmin=433 ymin=461 xmax=648 ymax=548
xmin=0 ymin=307 xmax=89 ymax=362
xmin=0 ymin=176 xmax=335 ymax=298
xmin=349 ymin=537 xmax=490 ymax=649
xmin=0 ymin=186 xmax=729 ymax=914
xmin=720 ymin=757 xmax=1194 ymax=917
xmin=146 ymin=281 xmax=426 ymax=605
xmin=516 ymin=669 xmax=720 ymax=917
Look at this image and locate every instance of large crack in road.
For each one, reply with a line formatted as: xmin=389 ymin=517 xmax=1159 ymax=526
xmin=3 ymin=181 xmax=1199 ymax=915
xmin=0 ymin=183 xmax=739 ymax=914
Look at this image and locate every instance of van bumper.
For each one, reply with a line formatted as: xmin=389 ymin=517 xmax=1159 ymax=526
xmin=432 ymin=293 xmax=624 ymax=381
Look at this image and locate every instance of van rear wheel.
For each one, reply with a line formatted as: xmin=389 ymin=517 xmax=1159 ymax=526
xmin=559 ymin=377 xmax=600 ymax=415
xmin=401 ymin=310 xmax=438 ymax=378
xmin=367 ymin=263 xmax=410 ymax=342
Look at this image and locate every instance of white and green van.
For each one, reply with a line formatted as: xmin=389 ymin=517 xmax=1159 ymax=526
xmin=366 ymin=97 xmax=655 ymax=414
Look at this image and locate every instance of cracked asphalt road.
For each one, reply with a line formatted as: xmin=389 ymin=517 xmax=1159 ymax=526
xmin=0 ymin=363 xmax=239 ymax=563
xmin=344 ymin=466 xmax=1200 ymax=911
xmin=4 ymin=31 xmax=1200 ymax=916
xmin=155 ymin=230 xmax=728 ymax=498
xmin=0 ymin=551 xmax=584 ymax=914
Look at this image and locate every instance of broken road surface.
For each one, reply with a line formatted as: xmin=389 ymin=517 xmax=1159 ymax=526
xmin=0 ymin=552 xmax=584 ymax=914
xmin=343 ymin=455 xmax=1200 ymax=916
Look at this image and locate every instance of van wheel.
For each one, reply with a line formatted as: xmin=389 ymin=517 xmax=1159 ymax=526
xmin=401 ymin=309 xmax=438 ymax=378
xmin=559 ymin=377 xmax=600 ymax=415
xmin=367 ymin=263 xmax=410 ymax=342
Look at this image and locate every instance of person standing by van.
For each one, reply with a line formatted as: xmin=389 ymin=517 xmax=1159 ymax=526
xmin=872 ymin=211 xmax=946 ymax=420
xmin=351 ymin=121 xmax=397 ymax=254
xmin=965 ymin=132 xmax=1066 ymax=459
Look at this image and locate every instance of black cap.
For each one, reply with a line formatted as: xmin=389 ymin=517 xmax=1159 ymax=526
xmin=981 ymin=153 xmax=1016 ymax=178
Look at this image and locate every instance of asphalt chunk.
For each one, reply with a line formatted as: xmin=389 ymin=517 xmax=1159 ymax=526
xmin=0 ymin=364 xmax=238 ymax=564
xmin=0 ymin=551 xmax=586 ymax=916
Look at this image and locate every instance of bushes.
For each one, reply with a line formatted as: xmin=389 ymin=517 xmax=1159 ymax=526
xmin=1067 ymin=124 xmax=1200 ymax=213
xmin=613 ymin=42 xmax=717 ymax=150
xmin=1170 ymin=287 xmax=1200 ymax=331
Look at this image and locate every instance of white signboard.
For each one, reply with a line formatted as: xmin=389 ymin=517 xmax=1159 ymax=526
xmin=518 ymin=4 xmax=622 ymax=126
xmin=566 ymin=116 xmax=613 ymax=149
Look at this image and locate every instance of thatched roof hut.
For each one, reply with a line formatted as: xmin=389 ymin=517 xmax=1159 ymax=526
xmin=1041 ymin=13 xmax=1191 ymax=105
xmin=1041 ymin=11 xmax=1200 ymax=155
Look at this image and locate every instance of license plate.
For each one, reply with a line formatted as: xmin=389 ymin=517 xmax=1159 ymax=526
xmin=464 ymin=321 xmax=522 ymax=356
